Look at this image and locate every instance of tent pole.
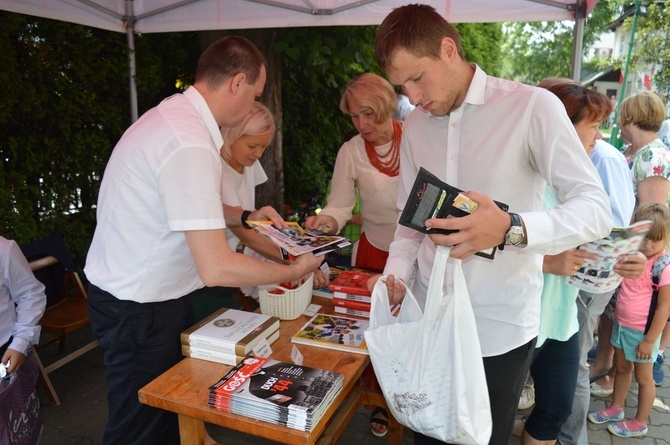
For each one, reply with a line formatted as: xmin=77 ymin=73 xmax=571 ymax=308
xmin=609 ymin=0 xmax=641 ymax=149
xmin=571 ymin=0 xmax=586 ymax=81
xmin=125 ymin=1 xmax=139 ymax=123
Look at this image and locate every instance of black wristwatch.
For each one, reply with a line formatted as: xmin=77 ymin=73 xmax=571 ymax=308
xmin=505 ymin=212 xmax=526 ymax=247
xmin=241 ymin=210 xmax=253 ymax=229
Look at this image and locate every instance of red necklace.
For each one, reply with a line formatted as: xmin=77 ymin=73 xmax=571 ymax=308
xmin=364 ymin=120 xmax=402 ymax=177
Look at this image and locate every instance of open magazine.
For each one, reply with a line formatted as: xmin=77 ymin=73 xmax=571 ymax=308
xmin=565 ymin=220 xmax=652 ymax=292
xmin=247 ymin=221 xmax=350 ymax=259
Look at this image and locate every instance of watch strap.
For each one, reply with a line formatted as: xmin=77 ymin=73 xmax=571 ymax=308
xmin=241 ymin=210 xmax=253 ymax=229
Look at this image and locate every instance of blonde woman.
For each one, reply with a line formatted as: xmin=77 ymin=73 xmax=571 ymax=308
xmin=220 ymin=102 xmax=329 ymax=297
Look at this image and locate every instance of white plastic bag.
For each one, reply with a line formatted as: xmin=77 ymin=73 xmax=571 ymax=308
xmin=364 ymin=246 xmax=492 ymax=444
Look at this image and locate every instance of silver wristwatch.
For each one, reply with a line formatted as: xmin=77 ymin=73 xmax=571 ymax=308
xmin=505 ymin=213 xmax=525 ymax=247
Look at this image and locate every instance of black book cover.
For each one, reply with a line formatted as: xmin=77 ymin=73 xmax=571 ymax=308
xmin=399 ymin=167 xmax=509 ymax=259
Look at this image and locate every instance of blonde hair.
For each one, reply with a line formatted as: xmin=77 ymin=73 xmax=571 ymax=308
xmin=220 ymin=102 xmax=276 ymax=163
xmin=634 ymin=203 xmax=670 ymax=245
xmin=618 ymin=91 xmax=666 ymax=132
xmin=339 ymin=73 xmax=397 ymax=124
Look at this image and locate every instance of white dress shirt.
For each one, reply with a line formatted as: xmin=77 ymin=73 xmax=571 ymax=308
xmin=385 ymin=66 xmax=612 ymax=357
xmin=85 ymin=87 xmax=226 ymax=303
xmin=0 ymin=237 xmax=46 ymax=355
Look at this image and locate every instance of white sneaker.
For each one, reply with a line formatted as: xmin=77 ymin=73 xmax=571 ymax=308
xmin=517 ymin=384 xmax=535 ymax=410
xmin=590 ymin=381 xmax=613 ymax=398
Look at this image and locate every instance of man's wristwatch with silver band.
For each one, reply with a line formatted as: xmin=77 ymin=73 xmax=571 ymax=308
xmin=505 ymin=212 xmax=526 ymax=247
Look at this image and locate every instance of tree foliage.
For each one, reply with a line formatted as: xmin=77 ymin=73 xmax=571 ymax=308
xmin=0 ymin=12 xmax=196 ymax=263
xmin=0 ymin=11 xmax=503 ymax=262
xmin=501 ymin=0 xmax=621 ymax=84
xmin=277 ymin=26 xmax=379 ymax=212
xmin=628 ymin=1 xmax=670 ymax=97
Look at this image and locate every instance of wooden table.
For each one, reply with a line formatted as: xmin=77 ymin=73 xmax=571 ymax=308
xmin=138 ymin=296 xmax=402 ymax=445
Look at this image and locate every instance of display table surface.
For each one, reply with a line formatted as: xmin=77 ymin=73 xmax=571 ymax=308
xmin=138 ymin=296 xmax=403 ymax=445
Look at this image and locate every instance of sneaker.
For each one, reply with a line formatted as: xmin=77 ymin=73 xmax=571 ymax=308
xmin=588 ymin=408 xmax=624 ymax=424
xmin=590 ymin=381 xmax=613 ymax=398
xmin=587 ymin=347 xmax=598 ymax=363
xmin=607 ymin=420 xmax=648 ymax=438
xmin=517 ymin=384 xmax=535 ymax=410
xmin=652 ymin=354 xmax=665 ymax=386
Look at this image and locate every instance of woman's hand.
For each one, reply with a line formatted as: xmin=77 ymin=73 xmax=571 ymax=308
xmin=312 ymin=269 xmax=330 ymax=289
xmin=543 ymin=249 xmax=597 ymax=276
xmin=250 ymin=206 xmax=287 ymax=229
xmin=613 ymin=252 xmax=646 ymax=279
xmin=305 ymin=215 xmax=338 ymax=234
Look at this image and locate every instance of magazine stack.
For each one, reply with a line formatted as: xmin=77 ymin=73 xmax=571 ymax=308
xmin=328 ymin=270 xmax=374 ymax=318
xmin=181 ymin=307 xmax=280 ymax=366
xmin=208 ymin=357 xmax=344 ymax=431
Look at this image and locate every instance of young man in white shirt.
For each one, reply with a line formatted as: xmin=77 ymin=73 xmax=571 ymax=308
xmin=371 ymin=5 xmax=612 ymax=444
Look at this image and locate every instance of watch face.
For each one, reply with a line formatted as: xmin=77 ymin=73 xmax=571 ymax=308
xmin=506 ymin=226 xmax=524 ymax=246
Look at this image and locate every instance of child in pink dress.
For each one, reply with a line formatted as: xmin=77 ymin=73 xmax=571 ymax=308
xmin=588 ymin=203 xmax=670 ymax=437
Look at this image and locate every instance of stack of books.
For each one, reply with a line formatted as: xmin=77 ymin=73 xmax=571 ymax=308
xmin=328 ymin=270 xmax=374 ymax=318
xmin=208 ymin=356 xmax=344 ymax=431
xmin=181 ymin=307 xmax=280 ymax=366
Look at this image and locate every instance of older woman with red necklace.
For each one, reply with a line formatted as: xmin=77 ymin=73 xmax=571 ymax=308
xmin=306 ymin=73 xmax=402 ymax=273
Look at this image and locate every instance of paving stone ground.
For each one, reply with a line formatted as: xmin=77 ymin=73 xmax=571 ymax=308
xmin=37 ymin=327 xmax=669 ymax=444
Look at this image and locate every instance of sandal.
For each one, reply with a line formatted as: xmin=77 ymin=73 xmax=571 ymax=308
xmin=370 ymin=407 xmax=389 ymax=438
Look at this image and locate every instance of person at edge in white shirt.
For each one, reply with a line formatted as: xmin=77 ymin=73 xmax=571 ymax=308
xmin=0 ymin=236 xmax=46 ymax=374
xmin=84 ymin=36 xmax=321 ymax=445
xmin=369 ymin=5 xmax=612 ymax=445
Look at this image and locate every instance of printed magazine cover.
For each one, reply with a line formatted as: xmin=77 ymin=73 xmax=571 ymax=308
xmin=247 ymin=221 xmax=350 ymax=258
xmin=565 ymin=220 xmax=652 ymax=292
xmin=208 ymin=357 xmax=343 ymax=431
xmin=291 ymin=313 xmax=369 ymax=355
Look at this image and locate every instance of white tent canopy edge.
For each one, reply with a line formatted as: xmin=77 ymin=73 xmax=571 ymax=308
xmin=0 ymin=0 xmax=598 ymax=121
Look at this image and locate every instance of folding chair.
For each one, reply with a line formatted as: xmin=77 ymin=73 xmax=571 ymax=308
xmin=20 ymin=230 xmax=99 ymax=405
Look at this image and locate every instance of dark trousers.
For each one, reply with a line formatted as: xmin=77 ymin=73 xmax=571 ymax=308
xmin=525 ymin=333 xmax=580 ymax=440
xmin=414 ymin=338 xmax=536 ymax=445
xmin=87 ymin=284 xmax=195 ymax=445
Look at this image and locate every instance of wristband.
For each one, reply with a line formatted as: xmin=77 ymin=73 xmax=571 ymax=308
xmin=241 ymin=210 xmax=253 ymax=229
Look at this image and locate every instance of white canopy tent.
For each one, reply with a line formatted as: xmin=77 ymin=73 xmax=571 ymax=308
xmin=0 ymin=0 xmax=599 ymax=121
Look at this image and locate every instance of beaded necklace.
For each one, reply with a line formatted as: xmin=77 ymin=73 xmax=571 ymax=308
xmin=364 ymin=119 xmax=402 ymax=177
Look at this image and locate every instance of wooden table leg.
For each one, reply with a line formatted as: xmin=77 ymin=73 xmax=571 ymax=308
xmin=178 ymin=414 xmax=206 ymax=445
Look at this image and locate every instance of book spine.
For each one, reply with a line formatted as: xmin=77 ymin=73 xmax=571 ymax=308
xmin=333 ymin=291 xmax=371 ymax=302
xmin=186 ymin=337 xmax=239 ymax=355
xmin=333 ymin=306 xmax=370 ymax=318
xmin=329 ymin=285 xmax=371 ymax=296
xmin=183 ymin=345 xmax=243 ymax=366
xmin=332 ymin=298 xmax=371 ymax=312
